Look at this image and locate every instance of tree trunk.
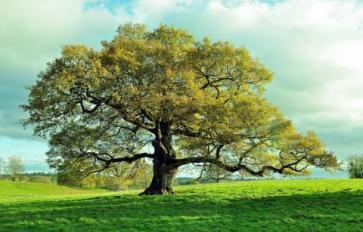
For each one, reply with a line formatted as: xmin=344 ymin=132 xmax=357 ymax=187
xmin=140 ymin=159 xmax=177 ymax=195
xmin=141 ymin=121 xmax=177 ymax=195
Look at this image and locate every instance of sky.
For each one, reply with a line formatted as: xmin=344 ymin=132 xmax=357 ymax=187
xmin=0 ymin=0 xmax=362 ymax=176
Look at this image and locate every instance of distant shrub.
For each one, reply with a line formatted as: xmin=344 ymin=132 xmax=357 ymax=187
xmin=57 ymin=171 xmax=83 ymax=187
xmin=7 ymin=155 xmax=24 ymax=180
xmin=348 ymin=156 xmax=363 ymax=178
xmin=55 ymin=160 xmax=152 ymax=191
xmin=29 ymin=176 xmax=52 ymax=184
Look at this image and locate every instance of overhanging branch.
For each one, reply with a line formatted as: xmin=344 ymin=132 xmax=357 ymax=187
xmin=172 ymin=155 xmax=310 ymax=177
xmin=80 ymin=151 xmax=153 ymax=165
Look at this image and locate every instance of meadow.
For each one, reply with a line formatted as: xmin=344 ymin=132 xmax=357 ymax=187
xmin=1 ymin=179 xmax=363 ymax=231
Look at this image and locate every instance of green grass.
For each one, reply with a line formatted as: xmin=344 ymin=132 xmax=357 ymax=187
xmin=1 ymin=179 xmax=363 ymax=231
xmin=0 ymin=181 xmax=112 ymax=203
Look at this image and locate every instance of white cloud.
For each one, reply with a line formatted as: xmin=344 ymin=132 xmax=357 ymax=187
xmin=0 ymin=0 xmax=125 ymax=141
xmin=106 ymin=0 xmax=363 ymax=157
xmin=1 ymin=0 xmax=363 ymax=165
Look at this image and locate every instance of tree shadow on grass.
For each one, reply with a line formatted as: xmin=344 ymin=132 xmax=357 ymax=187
xmin=1 ymin=190 xmax=363 ymax=232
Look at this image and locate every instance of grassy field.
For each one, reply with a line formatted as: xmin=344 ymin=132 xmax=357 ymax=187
xmin=1 ymin=179 xmax=363 ymax=231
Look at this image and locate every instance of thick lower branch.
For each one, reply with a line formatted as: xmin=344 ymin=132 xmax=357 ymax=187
xmin=111 ymin=153 xmax=154 ymax=163
xmin=173 ymin=156 xmax=308 ymax=177
xmin=80 ymin=151 xmax=153 ymax=166
xmin=74 ymin=151 xmax=154 ymax=179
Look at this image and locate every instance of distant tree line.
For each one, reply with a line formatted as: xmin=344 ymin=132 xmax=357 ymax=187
xmin=0 ymin=155 xmax=25 ymax=181
xmin=1 ymin=154 xmax=233 ymax=190
xmin=56 ymin=159 xmax=153 ymax=191
xmin=0 ymin=154 xmax=279 ymax=190
xmin=0 ymin=155 xmax=56 ymax=183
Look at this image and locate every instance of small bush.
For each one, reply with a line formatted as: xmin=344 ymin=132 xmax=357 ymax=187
xmin=28 ymin=176 xmax=52 ymax=184
xmin=348 ymin=156 xmax=363 ymax=178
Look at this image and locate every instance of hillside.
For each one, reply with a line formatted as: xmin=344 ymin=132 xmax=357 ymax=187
xmin=1 ymin=179 xmax=363 ymax=231
xmin=0 ymin=181 xmax=111 ymax=203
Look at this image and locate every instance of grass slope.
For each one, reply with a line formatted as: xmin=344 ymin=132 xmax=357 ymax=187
xmin=0 ymin=181 xmax=111 ymax=203
xmin=1 ymin=179 xmax=363 ymax=231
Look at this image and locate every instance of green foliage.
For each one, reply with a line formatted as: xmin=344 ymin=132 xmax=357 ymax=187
xmin=7 ymin=155 xmax=24 ymax=180
xmin=1 ymin=180 xmax=363 ymax=231
xmin=56 ymin=159 xmax=152 ymax=190
xmin=28 ymin=175 xmax=53 ymax=184
xmin=23 ymin=23 xmax=339 ymax=193
xmin=0 ymin=172 xmax=56 ymax=183
xmin=0 ymin=180 xmax=109 ymax=203
xmin=201 ymin=163 xmax=232 ymax=183
xmin=348 ymin=156 xmax=363 ymax=178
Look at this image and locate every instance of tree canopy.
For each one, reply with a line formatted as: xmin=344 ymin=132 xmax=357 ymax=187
xmin=23 ymin=23 xmax=339 ymax=195
xmin=7 ymin=155 xmax=24 ymax=180
xmin=347 ymin=156 xmax=363 ymax=178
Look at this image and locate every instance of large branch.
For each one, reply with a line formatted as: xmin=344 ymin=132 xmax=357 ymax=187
xmin=105 ymin=100 xmax=155 ymax=132
xmin=200 ymin=77 xmax=235 ymax=90
xmin=80 ymin=151 xmax=153 ymax=165
xmin=72 ymin=149 xmax=154 ymax=177
xmin=172 ymin=155 xmax=309 ymax=177
xmin=71 ymin=86 xmax=156 ymax=132
xmin=111 ymin=153 xmax=154 ymax=163
xmin=173 ymin=128 xmax=202 ymax=138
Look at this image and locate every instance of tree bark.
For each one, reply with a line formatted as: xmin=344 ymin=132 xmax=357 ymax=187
xmin=140 ymin=158 xmax=177 ymax=195
xmin=140 ymin=121 xmax=178 ymax=195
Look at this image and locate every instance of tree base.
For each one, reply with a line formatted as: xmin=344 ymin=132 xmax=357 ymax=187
xmin=139 ymin=186 xmax=175 ymax=195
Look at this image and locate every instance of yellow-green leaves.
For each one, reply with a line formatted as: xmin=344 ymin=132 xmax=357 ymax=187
xmin=23 ymin=23 xmax=339 ymax=179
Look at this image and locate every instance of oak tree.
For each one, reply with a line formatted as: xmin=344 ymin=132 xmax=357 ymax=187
xmin=7 ymin=155 xmax=24 ymax=181
xmin=0 ymin=157 xmax=5 ymax=177
xmin=23 ymin=24 xmax=338 ymax=195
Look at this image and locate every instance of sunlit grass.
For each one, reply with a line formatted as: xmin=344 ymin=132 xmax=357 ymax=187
xmin=0 ymin=181 xmax=114 ymax=203
xmin=1 ymin=179 xmax=363 ymax=231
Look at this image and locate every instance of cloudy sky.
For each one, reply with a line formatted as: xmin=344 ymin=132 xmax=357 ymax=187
xmin=0 ymin=0 xmax=362 ymax=175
